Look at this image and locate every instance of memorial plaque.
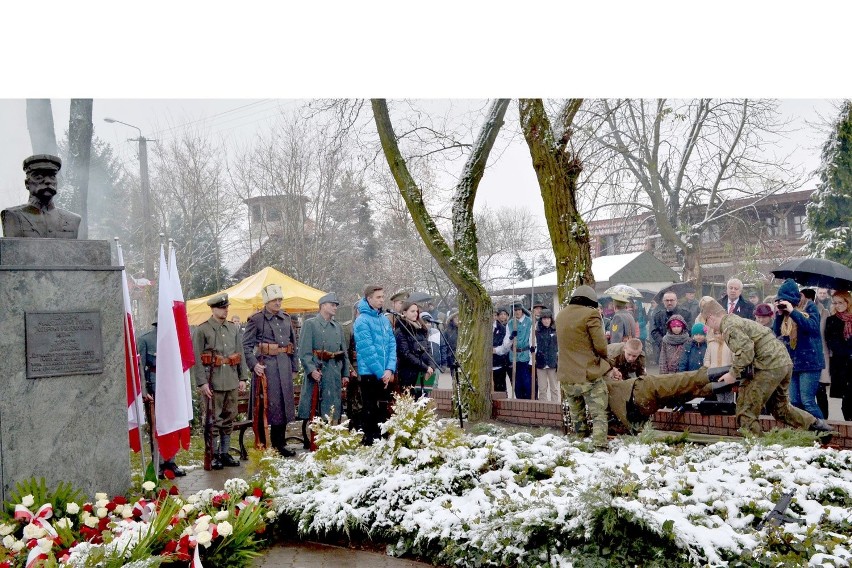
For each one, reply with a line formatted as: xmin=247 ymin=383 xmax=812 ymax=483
xmin=25 ymin=311 xmax=103 ymax=378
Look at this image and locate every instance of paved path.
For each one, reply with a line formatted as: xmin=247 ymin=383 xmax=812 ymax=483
xmin=173 ymin=443 xmax=433 ymax=567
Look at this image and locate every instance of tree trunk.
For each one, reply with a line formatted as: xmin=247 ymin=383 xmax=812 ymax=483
xmin=66 ymin=99 xmax=94 ymax=239
xmin=519 ymin=99 xmax=594 ymax=306
xmin=682 ymin=234 xmax=702 ymax=288
xmin=372 ymin=99 xmax=510 ymax=421
xmin=25 ymin=99 xmax=57 ymax=155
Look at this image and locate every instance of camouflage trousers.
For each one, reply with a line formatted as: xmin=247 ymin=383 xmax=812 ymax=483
xmin=737 ymin=364 xmax=815 ymax=436
xmin=562 ymin=378 xmax=609 ymax=447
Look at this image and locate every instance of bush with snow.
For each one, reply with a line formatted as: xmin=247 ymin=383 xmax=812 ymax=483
xmin=268 ymin=392 xmax=852 ymax=567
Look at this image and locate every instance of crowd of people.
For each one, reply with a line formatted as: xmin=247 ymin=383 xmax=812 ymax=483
xmin=144 ymin=277 xmax=848 ymax=468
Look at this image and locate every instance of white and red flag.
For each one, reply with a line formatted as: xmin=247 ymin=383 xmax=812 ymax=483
xmin=155 ymin=244 xmax=192 ymax=460
xmin=117 ymin=242 xmax=145 ymax=452
xmin=169 ymin=243 xmax=195 ymax=420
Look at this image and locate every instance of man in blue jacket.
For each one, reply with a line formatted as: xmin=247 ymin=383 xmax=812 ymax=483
xmin=353 ymin=285 xmax=397 ymax=445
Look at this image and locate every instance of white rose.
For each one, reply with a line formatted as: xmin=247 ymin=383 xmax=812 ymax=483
xmin=122 ymin=508 xmax=133 ymax=519
xmin=95 ymin=493 xmax=108 ymax=501
xmin=95 ymin=499 xmax=108 ymax=509
xmin=195 ymin=530 xmax=212 ymax=547
xmin=214 ymin=510 xmax=229 ymax=521
xmin=11 ymin=540 xmax=24 ymax=552
xmin=195 ymin=520 xmax=209 ymax=534
xmin=142 ymin=481 xmax=156 ymax=492
xmin=216 ymin=521 xmax=233 ymax=537
xmin=266 ymin=511 xmax=276 ymax=519
xmin=66 ymin=502 xmax=80 ymax=515
xmin=197 ymin=514 xmax=212 ymax=524
xmin=96 ymin=507 xmax=108 ymax=518
xmin=181 ymin=526 xmax=193 ymax=537
xmin=187 ymin=495 xmax=199 ymax=504
xmin=23 ymin=523 xmax=46 ymax=540
xmin=55 ymin=518 xmax=72 ymax=529
xmin=21 ymin=495 xmax=34 ymax=508
xmin=2 ymin=535 xmax=15 ymax=548
xmin=84 ymin=516 xmax=98 ymax=528
xmin=37 ymin=537 xmax=53 ymax=553
xmin=112 ymin=504 xmax=124 ymax=515
xmin=181 ymin=504 xmax=195 ymax=514
xmin=0 ymin=523 xmax=15 ymax=536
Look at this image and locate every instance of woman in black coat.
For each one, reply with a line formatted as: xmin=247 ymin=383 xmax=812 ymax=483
xmin=394 ymin=301 xmax=434 ymax=398
xmin=826 ymin=290 xmax=852 ymax=420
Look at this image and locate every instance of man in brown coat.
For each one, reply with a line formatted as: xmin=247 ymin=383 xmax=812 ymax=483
xmin=556 ymin=285 xmax=611 ymax=448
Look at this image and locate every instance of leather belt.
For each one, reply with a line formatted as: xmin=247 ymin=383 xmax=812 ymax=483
xmin=313 ymin=349 xmax=345 ymax=362
xmin=258 ymin=342 xmax=294 ymax=356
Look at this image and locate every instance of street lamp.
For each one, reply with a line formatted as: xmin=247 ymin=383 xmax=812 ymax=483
xmin=104 ymin=117 xmax=154 ymax=282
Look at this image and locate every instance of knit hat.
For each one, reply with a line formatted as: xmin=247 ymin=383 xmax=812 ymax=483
xmin=754 ymin=303 xmax=774 ymax=317
xmin=691 ymin=322 xmax=706 ymax=336
xmin=776 ymin=279 xmax=802 ymax=304
xmin=666 ymin=314 xmax=687 ymax=329
xmin=540 ymin=309 xmax=553 ymax=318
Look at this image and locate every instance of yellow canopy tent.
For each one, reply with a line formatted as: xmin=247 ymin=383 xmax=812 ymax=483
xmin=186 ymin=266 xmax=326 ymax=325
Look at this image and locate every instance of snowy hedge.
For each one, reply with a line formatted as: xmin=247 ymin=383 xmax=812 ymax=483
xmin=269 ymin=394 xmax=852 ymax=567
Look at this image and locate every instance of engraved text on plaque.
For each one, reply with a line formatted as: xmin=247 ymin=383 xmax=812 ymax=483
xmin=25 ymin=311 xmax=104 ymax=378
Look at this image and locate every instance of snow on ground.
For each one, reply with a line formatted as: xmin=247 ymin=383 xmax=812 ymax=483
xmin=268 ymin=396 xmax=852 ymax=567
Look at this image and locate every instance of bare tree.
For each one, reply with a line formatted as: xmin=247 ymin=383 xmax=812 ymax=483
xmin=578 ymin=99 xmax=802 ymax=284
xmin=25 ymin=99 xmax=57 ymax=155
xmin=519 ymin=99 xmax=594 ymax=304
xmin=372 ymin=98 xmax=510 ymax=420
xmin=66 ymin=99 xmax=93 ymax=238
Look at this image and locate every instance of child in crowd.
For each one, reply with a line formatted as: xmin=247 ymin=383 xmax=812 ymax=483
xmin=754 ymin=303 xmax=775 ymax=328
xmin=677 ymin=322 xmax=708 ymax=372
xmin=658 ymin=314 xmax=689 ymax=374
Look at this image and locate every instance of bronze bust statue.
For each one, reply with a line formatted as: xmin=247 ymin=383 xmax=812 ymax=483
xmin=1 ymin=154 xmax=81 ymax=239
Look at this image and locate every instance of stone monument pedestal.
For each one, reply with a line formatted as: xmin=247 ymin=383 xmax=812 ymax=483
xmin=0 ymin=238 xmax=130 ymax=502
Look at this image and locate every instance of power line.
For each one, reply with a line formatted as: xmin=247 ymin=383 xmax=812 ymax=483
xmin=151 ymin=99 xmax=275 ymax=137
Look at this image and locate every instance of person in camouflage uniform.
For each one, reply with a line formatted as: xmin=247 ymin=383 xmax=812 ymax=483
xmin=556 ymin=285 xmax=611 ymax=448
xmin=701 ymin=297 xmax=833 ymax=436
xmin=192 ymin=293 xmax=249 ymax=469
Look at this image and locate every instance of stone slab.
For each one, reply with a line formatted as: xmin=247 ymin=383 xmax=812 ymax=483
xmin=0 ymin=240 xmax=129 ymax=502
xmin=0 ymin=237 xmax=112 ymax=267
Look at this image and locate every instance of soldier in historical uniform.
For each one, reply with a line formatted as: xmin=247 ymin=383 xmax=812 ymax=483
xmin=386 ymin=290 xmax=409 ymax=329
xmin=700 ymin=297 xmax=834 ymax=436
xmin=137 ymin=316 xmax=186 ymax=478
xmin=557 ymin=285 xmax=611 ymax=449
xmin=1 ymin=154 xmax=81 ymax=238
xmin=297 ymin=293 xmax=351 ymax=425
xmin=243 ymin=284 xmax=300 ymax=457
xmin=607 ymin=339 xmax=646 ymax=380
xmin=609 ymin=294 xmax=637 ymax=344
xmin=192 ymin=293 xmax=248 ymax=469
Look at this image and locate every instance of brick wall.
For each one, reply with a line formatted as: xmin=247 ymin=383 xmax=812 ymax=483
xmin=429 ymin=388 xmax=852 ymax=449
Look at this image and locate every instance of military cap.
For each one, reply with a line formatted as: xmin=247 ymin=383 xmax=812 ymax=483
xmin=390 ymin=290 xmax=409 ymax=302
xmin=207 ymin=293 xmax=229 ymax=309
xmin=318 ymin=292 xmax=340 ymax=306
xmin=261 ymin=284 xmax=284 ymax=303
xmin=23 ymin=154 xmax=62 ymax=173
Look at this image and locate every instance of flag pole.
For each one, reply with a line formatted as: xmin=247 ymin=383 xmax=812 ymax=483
xmin=116 ymin=238 xmax=150 ymax=477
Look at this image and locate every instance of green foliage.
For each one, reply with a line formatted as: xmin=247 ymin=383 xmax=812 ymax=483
xmin=748 ymin=427 xmax=821 ymax=448
xmin=4 ymin=478 xmax=82 ymax=518
xmin=310 ymin=414 xmax=363 ymax=465
xmin=380 ymin=392 xmax=464 ymax=467
xmin=808 ymin=100 xmax=852 ymax=265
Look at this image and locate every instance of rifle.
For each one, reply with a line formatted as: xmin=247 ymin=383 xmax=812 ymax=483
xmin=202 ymin=351 xmax=215 ymax=471
xmin=757 ymin=491 xmax=803 ymax=530
xmin=252 ymin=360 xmax=269 ymax=450
xmin=308 ymin=362 xmax=323 ymax=451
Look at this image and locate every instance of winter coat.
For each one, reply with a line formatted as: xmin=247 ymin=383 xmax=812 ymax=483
xmin=607 ymin=342 xmax=646 ymax=379
xmin=677 ymin=339 xmax=707 ymax=372
xmin=507 ymin=315 xmax=532 ymax=363
xmin=825 ymin=313 xmax=852 ymax=398
xmin=658 ymin=314 xmax=689 ymax=374
xmin=353 ymin=297 xmax=397 ymax=378
xmin=394 ymin=318 xmax=433 ymax=387
xmin=556 ymin=303 xmax=610 ymax=384
xmin=772 ymin=296 xmax=825 ymax=372
xmin=609 ymin=309 xmax=636 ymax=344
xmin=718 ymin=295 xmax=755 ymax=320
xmin=534 ymin=321 xmax=558 ymax=369
xmin=492 ymin=321 xmax=510 ymax=368
xmin=651 ymin=307 xmax=691 ymax=346
xmin=720 ymin=314 xmax=791 ymax=378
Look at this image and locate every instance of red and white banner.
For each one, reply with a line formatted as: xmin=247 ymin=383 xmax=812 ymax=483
xmin=117 ymin=243 xmax=145 ymax=452
xmin=155 ymin=245 xmax=192 ymax=460
xmin=169 ymin=244 xmax=195 ymax=420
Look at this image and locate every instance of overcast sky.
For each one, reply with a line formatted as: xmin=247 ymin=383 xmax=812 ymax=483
xmin=0 ymin=98 xmax=838 ymax=222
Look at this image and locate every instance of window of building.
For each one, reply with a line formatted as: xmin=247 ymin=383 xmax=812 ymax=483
xmin=251 ymin=204 xmax=262 ymax=223
xmin=762 ymin=215 xmax=783 ymax=237
xmin=701 ymin=223 xmax=720 ymax=244
xmin=265 ymin=207 xmax=282 ymax=221
xmin=789 ymin=212 xmax=806 ymax=237
xmin=599 ymin=234 xmax=619 ymax=256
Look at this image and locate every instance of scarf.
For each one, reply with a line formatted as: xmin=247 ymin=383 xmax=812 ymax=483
xmin=662 ymin=331 xmax=690 ymax=346
xmin=779 ymin=310 xmax=808 ymax=350
xmin=837 ymin=310 xmax=852 ymax=341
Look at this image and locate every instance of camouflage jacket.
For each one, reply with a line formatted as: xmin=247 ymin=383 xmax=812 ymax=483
xmin=719 ymin=314 xmax=791 ymax=378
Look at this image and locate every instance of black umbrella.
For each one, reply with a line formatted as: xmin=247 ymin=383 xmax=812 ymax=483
xmin=408 ymin=291 xmax=434 ymax=304
xmin=771 ymin=258 xmax=852 ymax=290
xmin=636 ymin=288 xmax=658 ymax=302
xmin=653 ymin=282 xmax=696 ymax=304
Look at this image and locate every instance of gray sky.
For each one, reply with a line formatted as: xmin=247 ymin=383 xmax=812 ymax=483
xmin=0 ymin=98 xmax=838 ymax=219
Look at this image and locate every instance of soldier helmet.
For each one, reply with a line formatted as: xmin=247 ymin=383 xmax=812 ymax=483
xmin=572 ymin=285 xmax=598 ymax=302
xmin=261 ymin=284 xmax=284 ymax=303
xmin=207 ymin=293 xmax=229 ymax=309
xmin=23 ymin=154 xmax=62 ymax=174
